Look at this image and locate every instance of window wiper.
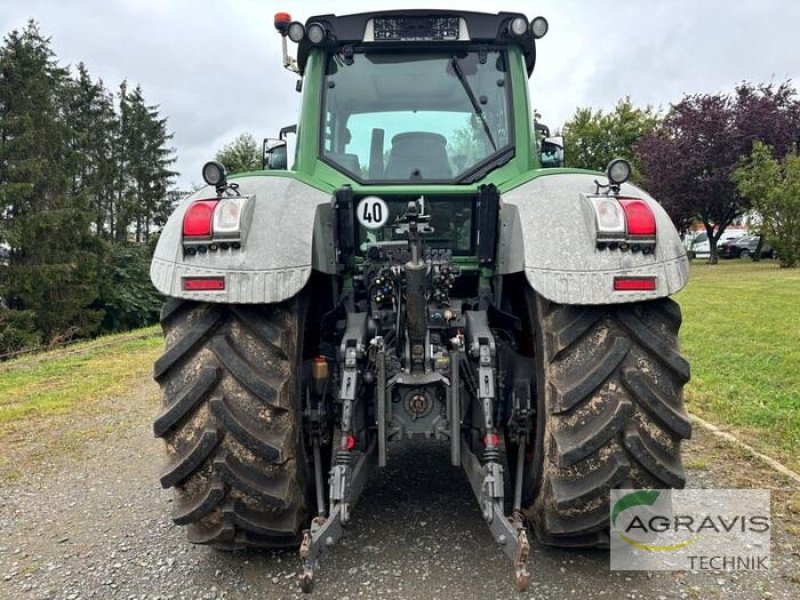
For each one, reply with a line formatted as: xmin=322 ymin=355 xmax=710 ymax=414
xmin=450 ymin=56 xmax=497 ymax=152
xmin=457 ymin=147 xmax=514 ymax=184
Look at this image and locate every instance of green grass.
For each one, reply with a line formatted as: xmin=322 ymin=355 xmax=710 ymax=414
xmin=0 ymin=327 xmax=162 ymax=426
xmin=0 ymin=263 xmax=797 ymax=474
xmin=677 ymin=260 xmax=800 ymax=471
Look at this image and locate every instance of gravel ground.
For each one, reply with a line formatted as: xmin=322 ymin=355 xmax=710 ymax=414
xmin=1 ymin=375 xmax=798 ymax=600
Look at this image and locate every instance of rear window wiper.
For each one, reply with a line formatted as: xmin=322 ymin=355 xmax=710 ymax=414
xmin=457 ymin=147 xmax=514 ymax=184
xmin=450 ymin=56 xmax=497 ymax=152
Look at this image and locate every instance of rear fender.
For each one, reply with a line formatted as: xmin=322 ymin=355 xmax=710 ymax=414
xmin=150 ymin=176 xmax=334 ymax=304
xmin=497 ymin=174 xmax=688 ymax=304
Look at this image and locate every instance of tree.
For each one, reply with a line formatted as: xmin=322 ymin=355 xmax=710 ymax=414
xmin=639 ymin=82 xmax=800 ymax=263
xmin=111 ymin=81 xmax=177 ymax=243
xmin=562 ymin=97 xmax=661 ymax=183
xmin=125 ymin=85 xmax=177 ymax=242
xmin=0 ymin=21 xmax=102 ymax=342
xmin=733 ymin=142 xmax=800 ymax=267
xmin=0 ymin=21 xmax=178 ymax=352
xmin=215 ymin=132 xmax=261 ymax=174
xmin=95 ymin=241 xmax=162 ymax=331
xmin=61 ymin=63 xmax=117 ymax=240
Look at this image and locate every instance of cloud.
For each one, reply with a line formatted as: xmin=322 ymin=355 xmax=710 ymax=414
xmin=1 ymin=0 xmax=798 ymax=188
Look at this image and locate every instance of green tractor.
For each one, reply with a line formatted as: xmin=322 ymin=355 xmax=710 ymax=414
xmin=151 ymin=9 xmax=691 ymax=593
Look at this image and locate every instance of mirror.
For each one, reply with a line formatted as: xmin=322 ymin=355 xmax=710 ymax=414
xmin=540 ymin=135 xmax=564 ymax=168
xmin=279 ymin=124 xmax=297 ymax=140
xmin=262 ymin=138 xmax=288 ymax=170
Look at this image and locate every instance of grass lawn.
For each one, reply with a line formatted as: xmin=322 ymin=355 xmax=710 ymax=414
xmin=0 ymin=327 xmax=163 ymax=427
xmin=677 ymin=259 xmax=800 ymax=471
xmin=0 ymin=261 xmax=797 ymax=474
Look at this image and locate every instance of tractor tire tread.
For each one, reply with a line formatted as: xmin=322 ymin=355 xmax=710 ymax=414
xmin=528 ymin=297 xmax=691 ymax=548
xmin=154 ymin=299 xmax=308 ymax=550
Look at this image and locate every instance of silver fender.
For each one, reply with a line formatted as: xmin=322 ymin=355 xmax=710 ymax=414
xmin=497 ymin=174 xmax=689 ymax=305
xmin=150 ymin=176 xmax=334 ymax=304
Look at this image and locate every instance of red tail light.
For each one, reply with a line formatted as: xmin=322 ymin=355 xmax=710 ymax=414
xmin=182 ymin=277 xmax=225 ymax=291
xmin=614 ymin=276 xmax=656 ymax=291
xmin=618 ymin=199 xmax=656 ymax=237
xmin=183 ymin=200 xmax=218 ymax=238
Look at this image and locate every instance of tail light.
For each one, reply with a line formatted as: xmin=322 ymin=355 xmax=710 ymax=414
xmin=212 ymin=198 xmax=247 ymax=240
xmin=618 ymin=198 xmax=656 ymax=237
xmin=614 ymin=276 xmax=656 ymax=291
xmin=587 ymin=195 xmax=657 ymax=250
xmin=183 ymin=277 xmax=225 ymax=291
xmin=183 ymin=200 xmax=218 ymax=238
xmin=182 ymin=195 xmax=253 ymax=254
xmin=591 ymin=197 xmax=626 ymax=241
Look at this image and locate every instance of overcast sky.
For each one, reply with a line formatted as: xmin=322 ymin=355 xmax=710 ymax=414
xmin=1 ymin=0 xmax=798 ymax=188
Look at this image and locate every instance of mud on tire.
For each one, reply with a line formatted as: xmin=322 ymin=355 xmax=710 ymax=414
xmin=526 ymin=294 xmax=691 ymax=547
xmin=153 ymin=298 xmax=311 ymax=549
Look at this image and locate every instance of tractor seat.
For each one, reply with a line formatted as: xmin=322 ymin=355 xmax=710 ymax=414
xmin=384 ymin=132 xmax=452 ymax=179
xmin=326 ymin=152 xmax=362 ymax=176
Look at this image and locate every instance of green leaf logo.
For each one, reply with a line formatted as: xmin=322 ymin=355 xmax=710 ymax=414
xmin=611 ymin=490 xmax=660 ymax=527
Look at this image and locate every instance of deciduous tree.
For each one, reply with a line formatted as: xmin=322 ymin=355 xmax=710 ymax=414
xmin=733 ymin=141 xmax=800 ymax=268
xmin=562 ymin=97 xmax=661 ymax=183
xmin=215 ymin=132 xmax=262 ymax=174
xmin=640 ymin=82 xmax=800 ymax=263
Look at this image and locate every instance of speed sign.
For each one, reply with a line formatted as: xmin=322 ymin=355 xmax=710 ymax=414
xmin=356 ymin=196 xmax=389 ymax=229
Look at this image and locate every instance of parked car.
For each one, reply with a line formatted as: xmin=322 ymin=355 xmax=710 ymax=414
xmin=688 ymin=232 xmax=707 ymax=258
xmin=692 ymin=230 xmax=747 ymax=260
xmin=733 ymin=235 xmax=774 ymax=259
xmin=718 ymin=239 xmax=741 ymax=258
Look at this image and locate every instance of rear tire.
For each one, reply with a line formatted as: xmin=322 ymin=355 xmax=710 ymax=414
xmin=524 ymin=293 xmax=691 ymax=547
xmin=153 ymin=297 xmax=311 ymax=549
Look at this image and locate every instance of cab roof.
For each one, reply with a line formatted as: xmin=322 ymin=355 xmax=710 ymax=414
xmin=296 ymin=10 xmax=538 ymax=76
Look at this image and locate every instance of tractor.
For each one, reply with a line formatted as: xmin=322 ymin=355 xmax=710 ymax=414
xmin=150 ymin=9 xmax=691 ymax=593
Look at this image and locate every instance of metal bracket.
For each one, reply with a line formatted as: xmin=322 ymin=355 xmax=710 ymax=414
xmin=298 ymin=439 xmax=377 ymax=593
xmin=376 ymin=343 xmax=387 ymax=467
xmin=460 ymin=312 xmax=530 ymax=590
xmin=449 ymin=350 xmax=461 ymax=467
xmin=461 ymin=437 xmax=531 ymax=591
xmin=340 ymin=346 xmax=358 ymax=402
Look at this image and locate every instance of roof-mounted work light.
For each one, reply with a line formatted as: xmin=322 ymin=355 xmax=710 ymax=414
xmin=508 ymin=16 xmax=528 ymax=37
xmin=531 ymin=16 xmax=548 ymax=39
xmin=306 ymin=22 xmax=327 ymax=44
xmin=287 ymin=21 xmax=305 ymax=43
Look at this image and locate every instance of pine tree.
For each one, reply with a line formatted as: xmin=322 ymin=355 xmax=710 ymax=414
xmin=0 ymin=21 xmax=101 ymax=343
xmin=114 ymin=82 xmax=177 ymax=243
xmin=129 ymin=85 xmax=177 ymax=242
xmin=62 ymin=63 xmax=117 ymax=239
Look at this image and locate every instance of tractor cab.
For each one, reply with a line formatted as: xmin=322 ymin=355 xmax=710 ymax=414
xmin=271 ymin=11 xmax=551 ymax=185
